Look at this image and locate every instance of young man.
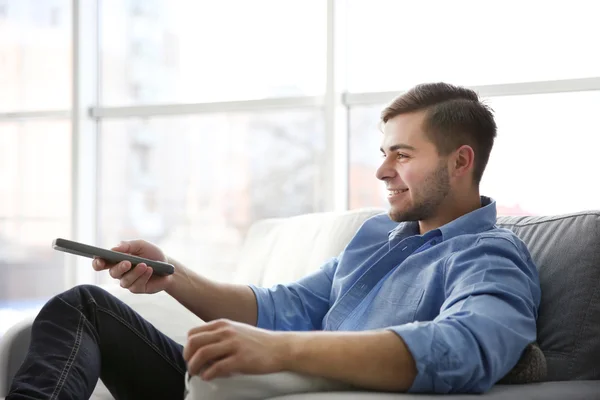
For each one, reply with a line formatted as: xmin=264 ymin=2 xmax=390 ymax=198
xmin=8 ymin=83 xmax=541 ymax=399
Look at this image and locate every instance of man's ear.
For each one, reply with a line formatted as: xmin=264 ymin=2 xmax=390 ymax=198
xmin=452 ymin=145 xmax=475 ymax=178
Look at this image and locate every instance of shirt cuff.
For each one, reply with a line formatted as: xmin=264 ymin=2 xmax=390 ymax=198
xmin=248 ymin=284 xmax=275 ymax=330
xmin=388 ymin=322 xmax=451 ymax=393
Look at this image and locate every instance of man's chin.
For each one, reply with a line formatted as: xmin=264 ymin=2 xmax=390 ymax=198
xmin=388 ymin=208 xmax=413 ymax=223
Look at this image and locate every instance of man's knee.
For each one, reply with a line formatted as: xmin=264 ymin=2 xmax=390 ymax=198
xmin=57 ymin=284 xmax=112 ymax=309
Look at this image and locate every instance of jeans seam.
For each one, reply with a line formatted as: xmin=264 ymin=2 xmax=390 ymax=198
xmin=93 ymin=300 xmax=186 ymax=376
xmin=49 ymin=311 xmax=85 ymax=400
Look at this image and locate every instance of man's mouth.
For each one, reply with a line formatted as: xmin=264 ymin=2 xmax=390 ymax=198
xmin=388 ymin=188 xmax=408 ymax=197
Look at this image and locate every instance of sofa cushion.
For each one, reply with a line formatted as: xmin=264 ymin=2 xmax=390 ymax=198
xmin=0 ymin=317 xmax=33 ymax=396
xmin=497 ymin=211 xmax=600 ymax=381
xmin=234 ymin=208 xmax=385 ymax=287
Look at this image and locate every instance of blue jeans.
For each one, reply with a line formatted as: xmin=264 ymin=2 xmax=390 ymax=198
xmin=7 ymin=284 xmax=187 ymax=399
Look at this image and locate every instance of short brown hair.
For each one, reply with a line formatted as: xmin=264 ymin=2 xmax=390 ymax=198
xmin=381 ymin=82 xmax=496 ymax=185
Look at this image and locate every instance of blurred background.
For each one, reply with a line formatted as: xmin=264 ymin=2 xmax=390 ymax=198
xmin=1 ymin=0 xmax=599 ymax=335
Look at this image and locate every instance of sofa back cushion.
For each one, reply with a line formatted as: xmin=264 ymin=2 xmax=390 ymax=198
xmin=497 ymin=211 xmax=600 ymax=381
xmin=234 ymin=208 xmax=384 ymax=287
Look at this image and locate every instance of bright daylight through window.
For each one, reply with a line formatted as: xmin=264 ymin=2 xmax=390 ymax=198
xmin=0 ymin=0 xmax=72 ymax=335
xmin=1 ymin=0 xmax=599 ymax=339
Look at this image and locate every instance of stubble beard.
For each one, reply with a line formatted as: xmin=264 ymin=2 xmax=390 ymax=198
xmin=388 ymin=162 xmax=451 ymax=223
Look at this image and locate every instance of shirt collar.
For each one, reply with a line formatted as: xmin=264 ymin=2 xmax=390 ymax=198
xmin=387 ymin=196 xmax=497 ymax=242
xmin=438 ymin=196 xmax=496 ymax=241
xmin=387 ymin=220 xmax=420 ymax=241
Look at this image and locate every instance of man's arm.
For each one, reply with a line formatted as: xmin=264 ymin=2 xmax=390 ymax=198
xmin=388 ymin=237 xmax=541 ymax=393
xmin=94 ymin=240 xmax=259 ymax=325
xmin=166 ymin=255 xmax=338 ymax=329
xmin=165 ymin=257 xmax=258 ymax=325
xmin=282 ymin=329 xmax=416 ymax=391
xmin=249 ymin=256 xmax=338 ymax=331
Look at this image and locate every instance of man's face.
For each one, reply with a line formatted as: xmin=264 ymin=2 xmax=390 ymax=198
xmin=377 ymin=111 xmax=451 ymax=223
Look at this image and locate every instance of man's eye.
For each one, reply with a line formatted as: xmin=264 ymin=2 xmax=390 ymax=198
xmin=396 ymin=153 xmax=408 ymax=159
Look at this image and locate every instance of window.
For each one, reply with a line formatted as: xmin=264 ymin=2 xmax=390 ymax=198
xmin=49 ymin=6 xmax=61 ymax=27
xmin=0 ymin=120 xmax=71 ymax=335
xmin=482 ymin=91 xmax=600 ymax=215
xmin=346 ymin=0 xmax=600 ymax=93
xmin=2 ymin=0 xmax=599 ymax=340
xmin=348 ymin=91 xmax=600 ymax=216
xmin=97 ymin=110 xmax=325 ymax=283
xmin=348 ymin=105 xmax=387 ymax=210
xmin=100 ymin=0 xmax=326 ymax=105
xmin=0 ymin=0 xmax=71 ymax=111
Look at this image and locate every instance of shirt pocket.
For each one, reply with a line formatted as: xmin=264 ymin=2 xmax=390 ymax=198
xmin=371 ymin=280 xmax=425 ymax=326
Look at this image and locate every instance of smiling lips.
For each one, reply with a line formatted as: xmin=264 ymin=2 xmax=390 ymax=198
xmin=387 ymin=188 xmax=408 ymax=198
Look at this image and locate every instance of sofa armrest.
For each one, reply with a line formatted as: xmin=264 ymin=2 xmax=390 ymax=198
xmin=0 ymin=316 xmax=35 ymax=396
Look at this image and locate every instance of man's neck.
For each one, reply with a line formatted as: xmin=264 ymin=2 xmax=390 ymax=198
xmin=419 ymin=192 xmax=482 ymax=235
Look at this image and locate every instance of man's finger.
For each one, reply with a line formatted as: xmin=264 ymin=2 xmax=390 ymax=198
xmin=183 ymin=331 xmax=224 ymax=362
xmin=188 ymin=319 xmax=231 ymax=337
xmin=119 ymin=264 xmax=148 ymax=288
xmin=109 ymin=261 xmax=131 ymax=279
xmin=128 ymin=265 xmax=152 ymax=293
xmin=201 ymin=356 xmax=237 ymax=381
xmin=92 ymin=258 xmax=106 ymax=271
xmin=110 ymin=241 xmax=128 ymax=252
xmin=187 ymin=342 xmax=233 ymax=376
xmin=112 ymin=239 xmax=146 ymax=255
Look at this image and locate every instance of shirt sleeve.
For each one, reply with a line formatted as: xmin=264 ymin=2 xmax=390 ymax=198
xmin=248 ymin=256 xmax=338 ymax=331
xmin=389 ymin=237 xmax=541 ymax=394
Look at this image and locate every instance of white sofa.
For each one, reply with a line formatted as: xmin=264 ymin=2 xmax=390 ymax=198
xmin=3 ymin=208 xmax=600 ymax=399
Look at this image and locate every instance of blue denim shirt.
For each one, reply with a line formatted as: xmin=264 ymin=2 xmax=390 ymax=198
xmin=250 ymin=197 xmax=541 ymax=393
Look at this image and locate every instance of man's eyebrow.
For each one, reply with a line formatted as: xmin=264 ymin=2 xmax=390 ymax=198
xmin=380 ymin=144 xmax=417 ymax=153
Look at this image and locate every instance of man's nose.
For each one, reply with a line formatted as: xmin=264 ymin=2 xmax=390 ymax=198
xmin=375 ymin=159 xmax=395 ymax=181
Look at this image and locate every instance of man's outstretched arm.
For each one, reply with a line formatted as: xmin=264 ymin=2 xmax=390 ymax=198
xmin=165 ymin=254 xmax=338 ymax=329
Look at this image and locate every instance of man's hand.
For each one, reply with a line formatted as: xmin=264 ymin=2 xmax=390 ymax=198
xmin=92 ymin=239 xmax=173 ymax=294
xmin=184 ymin=319 xmax=289 ymax=380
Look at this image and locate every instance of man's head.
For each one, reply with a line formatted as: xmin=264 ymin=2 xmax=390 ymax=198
xmin=377 ymin=82 xmax=497 ymax=230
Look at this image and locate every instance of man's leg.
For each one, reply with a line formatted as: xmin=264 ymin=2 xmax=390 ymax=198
xmin=8 ymin=284 xmax=187 ymax=400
